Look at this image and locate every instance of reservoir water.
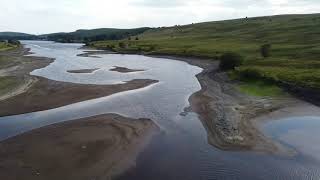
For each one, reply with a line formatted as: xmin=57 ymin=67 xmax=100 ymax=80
xmin=0 ymin=41 xmax=320 ymax=179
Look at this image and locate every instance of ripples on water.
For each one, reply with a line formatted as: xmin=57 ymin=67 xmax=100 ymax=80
xmin=0 ymin=41 xmax=320 ymax=179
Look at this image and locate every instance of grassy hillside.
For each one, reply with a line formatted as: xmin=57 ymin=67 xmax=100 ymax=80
xmin=43 ymin=27 xmax=150 ymax=43
xmin=91 ymin=13 xmax=320 ymax=90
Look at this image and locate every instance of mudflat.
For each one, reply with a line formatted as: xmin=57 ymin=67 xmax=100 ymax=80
xmin=0 ymin=47 xmax=53 ymax=101
xmin=0 ymin=114 xmax=159 ymax=180
xmin=67 ymin=68 xmax=99 ymax=73
xmin=0 ymin=78 xmax=157 ymax=116
xmin=0 ymin=47 xmax=158 ymax=116
xmin=110 ymin=66 xmax=145 ymax=73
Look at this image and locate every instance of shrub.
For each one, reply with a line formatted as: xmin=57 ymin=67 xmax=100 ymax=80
xmin=84 ymin=41 xmax=91 ymax=46
xmin=118 ymin=42 xmax=126 ymax=48
xmin=237 ymin=68 xmax=262 ymax=80
xmin=135 ymin=37 xmax=139 ymax=40
xmin=219 ymin=52 xmax=244 ymax=71
xmin=260 ymin=44 xmax=271 ymax=58
xmin=149 ymin=45 xmax=156 ymax=51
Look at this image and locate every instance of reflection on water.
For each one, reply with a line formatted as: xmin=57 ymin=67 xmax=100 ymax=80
xmin=264 ymin=116 xmax=320 ymax=162
xmin=0 ymin=41 xmax=320 ymax=179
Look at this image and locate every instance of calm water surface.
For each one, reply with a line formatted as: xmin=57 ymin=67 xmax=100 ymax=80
xmin=0 ymin=41 xmax=320 ymax=179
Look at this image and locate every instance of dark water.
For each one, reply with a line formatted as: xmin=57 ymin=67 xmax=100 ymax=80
xmin=1 ymin=41 xmax=320 ymax=179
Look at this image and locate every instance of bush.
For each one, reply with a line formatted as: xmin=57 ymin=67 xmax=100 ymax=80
xmin=149 ymin=45 xmax=156 ymax=51
xmin=219 ymin=52 xmax=244 ymax=71
xmin=260 ymin=44 xmax=271 ymax=58
xmin=8 ymin=40 xmax=20 ymax=46
xmin=118 ymin=42 xmax=126 ymax=48
xmin=237 ymin=68 xmax=262 ymax=80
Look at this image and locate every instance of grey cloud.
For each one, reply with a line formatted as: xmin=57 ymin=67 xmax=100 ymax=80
xmin=130 ymin=0 xmax=187 ymax=7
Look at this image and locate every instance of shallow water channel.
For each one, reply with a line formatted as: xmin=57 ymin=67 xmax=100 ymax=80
xmin=0 ymin=41 xmax=320 ymax=179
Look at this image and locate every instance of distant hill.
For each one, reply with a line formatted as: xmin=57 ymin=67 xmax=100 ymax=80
xmin=0 ymin=32 xmax=38 ymax=40
xmin=0 ymin=27 xmax=151 ymax=42
xmin=40 ymin=27 xmax=151 ymax=43
xmin=0 ymin=32 xmax=34 ymax=37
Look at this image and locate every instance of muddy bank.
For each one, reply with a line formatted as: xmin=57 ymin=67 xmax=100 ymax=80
xmin=0 ymin=47 xmax=53 ymax=100
xmin=67 ymin=68 xmax=99 ymax=73
xmin=0 ymin=47 xmax=53 ymax=77
xmin=0 ymin=114 xmax=159 ymax=180
xmin=77 ymin=50 xmax=117 ymax=58
xmin=281 ymin=82 xmax=320 ymax=106
xmin=0 ymin=46 xmax=157 ymax=116
xmin=149 ymin=55 xmax=314 ymax=153
xmin=110 ymin=66 xmax=145 ymax=73
xmin=0 ymin=77 xmax=158 ymax=117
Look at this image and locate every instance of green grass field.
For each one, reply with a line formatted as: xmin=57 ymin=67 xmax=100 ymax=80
xmin=91 ymin=13 xmax=320 ymax=94
xmin=237 ymin=79 xmax=286 ymax=97
xmin=0 ymin=42 xmax=17 ymax=51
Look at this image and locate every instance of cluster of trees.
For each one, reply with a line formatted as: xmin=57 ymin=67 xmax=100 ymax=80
xmin=219 ymin=52 xmax=244 ymax=70
xmin=0 ymin=39 xmax=21 ymax=45
xmin=7 ymin=40 xmax=21 ymax=45
xmin=219 ymin=44 xmax=272 ymax=71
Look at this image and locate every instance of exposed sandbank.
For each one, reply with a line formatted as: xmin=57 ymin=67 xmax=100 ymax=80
xmin=0 ymin=47 xmax=157 ymax=117
xmin=110 ymin=66 xmax=145 ymax=73
xmin=0 ymin=77 xmax=157 ymax=117
xmin=0 ymin=47 xmax=53 ymax=101
xmin=0 ymin=114 xmax=159 ymax=180
xmin=67 ymin=68 xmax=99 ymax=73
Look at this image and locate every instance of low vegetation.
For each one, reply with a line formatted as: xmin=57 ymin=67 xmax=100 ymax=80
xmin=0 ymin=41 xmax=20 ymax=51
xmin=219 ymin=52 xmax=243 ymax=70
xmin=91 ymin=13 xmax=320 ymax=93
xmin=238 ymin=79 xmax=285 ymax=97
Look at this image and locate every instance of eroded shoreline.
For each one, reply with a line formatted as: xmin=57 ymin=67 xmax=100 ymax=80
xmin=0 ymin=47 xmax=53 ymax=101
xmin=0 ymin=77 xmax=157 ymax=117
xmin=2 ymin=46 xmax=320 ymax=156
xmin=0 ymin=47 xmax=158 ymax=117
xmin=0 ymin=47 xmax=161 ymax=179
xmin=148 ymin=55 xmax=320 ymax=154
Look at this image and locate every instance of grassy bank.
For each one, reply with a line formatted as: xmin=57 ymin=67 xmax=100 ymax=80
xmin=0 ymin=76 xmax=21 ymax=95
xmin=0 ymin=42 xmax=16 ymax=51
xmin=91 ymin=13 xmax=320 ymax=93
xmin=237 ymin=79 xmax=285 ymax=97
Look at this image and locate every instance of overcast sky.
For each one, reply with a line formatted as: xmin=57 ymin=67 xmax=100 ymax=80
xmin=1 ymin=0 xmax=320 ymax=34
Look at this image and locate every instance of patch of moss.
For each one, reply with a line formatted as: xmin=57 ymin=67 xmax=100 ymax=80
xmin=237 ymin=79 xmax=286 ymax=97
